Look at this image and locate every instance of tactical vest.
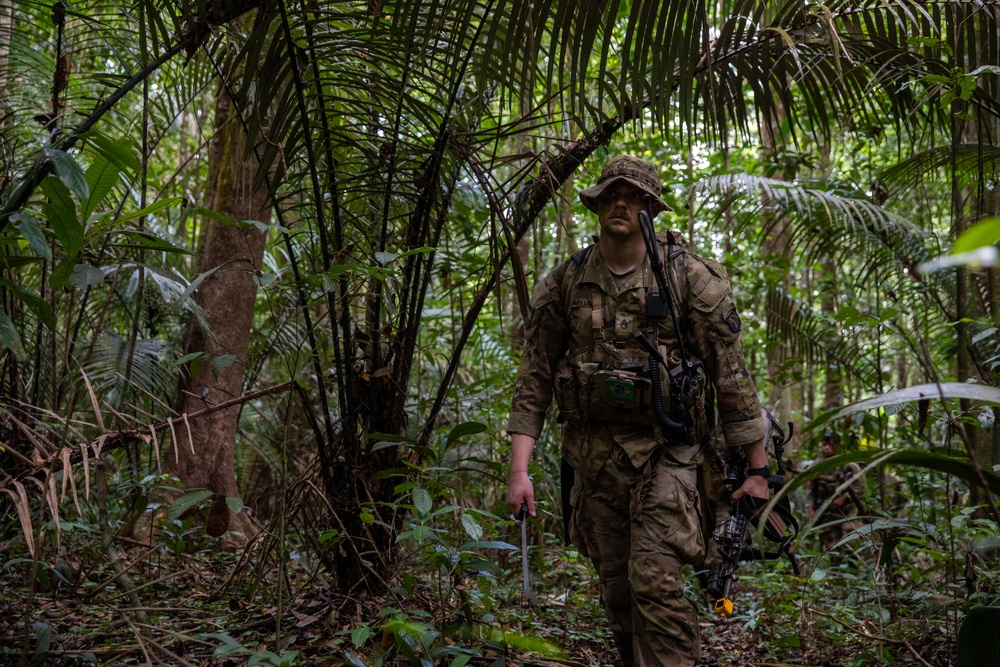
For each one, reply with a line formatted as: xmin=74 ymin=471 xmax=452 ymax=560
xmin=550 ymin=231 xmax=713 ymax=445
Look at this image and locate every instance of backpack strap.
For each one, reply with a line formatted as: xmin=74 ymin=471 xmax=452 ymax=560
xmin=571 ymin=244 xmax=594 ymax=266
xmin=563 ymin=244 xmax=607 ymax=344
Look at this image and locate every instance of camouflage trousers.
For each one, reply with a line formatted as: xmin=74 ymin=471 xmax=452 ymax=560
xmin=569 ymin=445 xmax=706 ymax=667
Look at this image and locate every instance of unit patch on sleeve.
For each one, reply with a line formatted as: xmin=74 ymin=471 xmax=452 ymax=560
xmin=725 ymin=306 xmax=742 ymax=334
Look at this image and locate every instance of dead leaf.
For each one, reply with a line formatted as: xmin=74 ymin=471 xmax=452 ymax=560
xmin=292 ymin=610 xmax=320 ymax=628
xmin=205 ymin=493 xmax=230 ymax=537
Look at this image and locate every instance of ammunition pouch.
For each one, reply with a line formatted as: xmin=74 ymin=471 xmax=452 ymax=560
xmin=592 ymin=368 xmax=654 ymax=419
xmin=555 ymin=345 xmax=711 ymax=437
xmin=556 ymin=364 xmax=657 ymax=426
xmin=555 ymin=345 xmax=661 ymax=425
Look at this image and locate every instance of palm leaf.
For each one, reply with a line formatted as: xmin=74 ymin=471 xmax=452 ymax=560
xmin=877 ymin=145 xmax=1000 ymax=200
xmin=764 ymin=287 xmax=879 ymax=388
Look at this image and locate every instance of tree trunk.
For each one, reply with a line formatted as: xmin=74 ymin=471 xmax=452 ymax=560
xmin=172 ymin=85 xmax=269 ymax=537
xmin=0 ymin=0 xmax=12 ymax=128
xmin=759 ymin=100 xmax=803 ymax=450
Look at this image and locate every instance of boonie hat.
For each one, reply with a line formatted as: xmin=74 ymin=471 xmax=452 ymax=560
xmin=579 ymin=155 xmax=671 ymax=214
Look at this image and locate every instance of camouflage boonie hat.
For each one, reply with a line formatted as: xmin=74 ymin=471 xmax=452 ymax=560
xmin=579 ymin=155 xmax=671 ymax=214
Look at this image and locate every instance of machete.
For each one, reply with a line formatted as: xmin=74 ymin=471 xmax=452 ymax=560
xmin=519 ymin=503 xmax=533 ymax=603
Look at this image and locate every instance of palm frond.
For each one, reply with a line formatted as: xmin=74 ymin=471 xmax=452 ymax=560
xmin=697 ymin=173 xmax=933 ymax=270
xmin=765 ymin=286 xmax=878 ymax=387
xmin=82 ymin=332 xmax=177 ymax=405
xmin=877 ymin=144 xmax=1000 ymax=200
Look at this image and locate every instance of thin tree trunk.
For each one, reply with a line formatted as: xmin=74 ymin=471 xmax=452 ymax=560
xmin=821 ymin=258 xmax=843 ymax=412
xmin=0 ymin=0 xmax=12 ymax=127
xmin=172 ymin=85 xmax=269 ymax=538
xmin=759 ymin=100 xmax=802 ymax=449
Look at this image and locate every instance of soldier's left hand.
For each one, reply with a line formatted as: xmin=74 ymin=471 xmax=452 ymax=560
xmin=731 ymin=474 xmax=769 ymax=502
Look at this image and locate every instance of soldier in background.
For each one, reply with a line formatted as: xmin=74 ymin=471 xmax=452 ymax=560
xmin=808 ymin=430 xmax=866 ymax=553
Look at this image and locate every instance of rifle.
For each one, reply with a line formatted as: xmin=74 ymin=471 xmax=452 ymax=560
xmin=706 ymin=414 xmax=800 ymax=617
xmin=633 ymin=194 xmax=700 ymax=437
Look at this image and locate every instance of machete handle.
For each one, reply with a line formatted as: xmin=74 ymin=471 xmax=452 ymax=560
xmin=519 ymin=503 xmax=528 ymax=521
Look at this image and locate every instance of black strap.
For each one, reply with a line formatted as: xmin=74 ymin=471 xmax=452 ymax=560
xmin=737 ymin=494 xmax=800 ymax=544
xmin=570 ymin=245 xmax=594 ymax=266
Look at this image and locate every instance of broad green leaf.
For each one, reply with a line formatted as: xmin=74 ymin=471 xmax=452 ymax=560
xmin=776 ymin=449 xmax=1000 ymax=534
xmin=370 ymin=433 xmax=415 ymax=452
xmin=318 ymin=529 xmax=341 ymax=544
xmin=445 ymin=421 xmax=487 ymax=449
xmin=350 ymin=625 xmax=372 ymax=648
xmin=114 ymin=197 xmax=182 ymax=225
xmin=211 ymin=354 xmax=237 ymax=377
xmin=461 ymin=513 xmax=483 ymax=542
xmin=129 ymin=263 xmax=191 ymax=302
xmin=396 ymin=525 xmax=431 ymax=544
xmin=371 ymin=440 xmax=412 ymax=452
xmin=207 ymin=632 xmax=249 ymax=658
xmin=182 ymin=264 xmax=227 ymax=300
xmin=167 ymin=489 xmax=214 ymax=521
xmin=82 ymin=153 xmax=120 ymax=222
xmin=44 ymin=201 xmax=84 ymax=258
xmin=34 ymin=621 xmax=52 ymax=659
xmin=113 ymin=230 xmax=193 ymax=255
xmin=412 ymin=487 xmax=432 ymax=515
xmin=45 ymin=148 xmax=89 ymax=200
xmin=0 ymin=313 xmax=26 ymax=361
xmin=0 ymin=256 xmax=44 ymax=270
xmin=953 ymin=218 xmax=1000 ymax=255
xmin=225 ymin=497 xmax=244 ymax=513
xmin=465 ymin=540 xmax=519 ymax=551
xmin=40 ymin=176 xmax=83 ymax=258
xmin=812 ymin=383 xmax=1000 ymax=429
xmin=0 ymin=278 xmax=55 ymax=329
xmin=10 ymin=213 xmax=52 ymax=259
xmin=495 ymin=631 xmax=565 ymax=658
xmin=175 ymin=351 xmax=204 ymax=366
xmin=396 ymin=246 xmax=436 ymax=260
xmin=190 ymin=206 xmax=242 ymax=227
xmin=70 ymin=264 xmax=108 ymax=289
xmin=48 ymin=259 xmax=74 ymax=291
xmin=970 ymin=65 xmax=1000 ymax=78
xmin=82 ymin=131 xmax=141 ymax=174
xmin=252 ymin=273 xmax=277 ymax=287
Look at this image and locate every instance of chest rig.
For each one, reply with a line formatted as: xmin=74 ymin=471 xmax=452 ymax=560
xmin=552 ymin=206 xmax=710 ymax=444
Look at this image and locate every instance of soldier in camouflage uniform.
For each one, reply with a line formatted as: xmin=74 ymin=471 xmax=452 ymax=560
xmin=505 ymin=156 xmax=770 ymax=667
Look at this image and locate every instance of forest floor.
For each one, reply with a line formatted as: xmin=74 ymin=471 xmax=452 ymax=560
xmin=0 ymin=529 xmax=957 ymax=667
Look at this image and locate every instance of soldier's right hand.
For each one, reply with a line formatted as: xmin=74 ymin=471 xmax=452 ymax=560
xmin=506 ymin=472 xmax=535 ymax=517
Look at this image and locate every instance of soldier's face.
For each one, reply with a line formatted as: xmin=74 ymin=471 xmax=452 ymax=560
xmin=597 ymin=183 xmax=645 ymax=239
xmin=821 ymin=441 xmax=836 ymax=458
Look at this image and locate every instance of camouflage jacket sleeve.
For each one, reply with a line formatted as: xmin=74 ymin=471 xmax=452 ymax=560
xmin=506 ymin=263 xmax=571 ymax=439
xmin=681 ymin=254 xmax=764 ymax=446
